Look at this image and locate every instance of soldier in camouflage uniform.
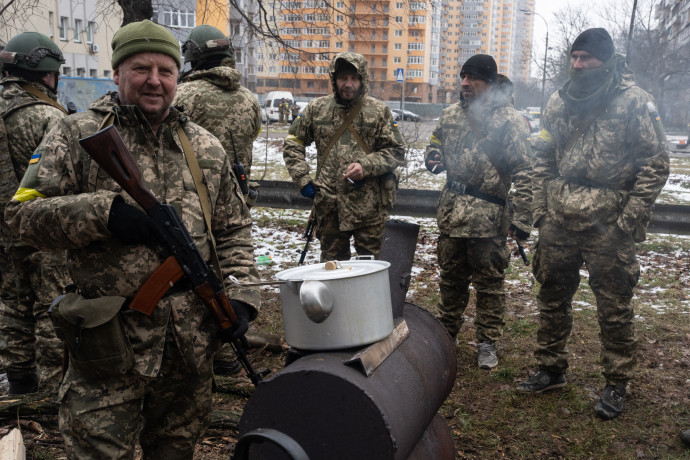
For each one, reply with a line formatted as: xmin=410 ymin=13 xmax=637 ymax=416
xmin=283 ymin=52 xmax=404 ymax=261
xmin=424 ymin=54 xmax=532 ymax=369
xmin=174 ymin=25 xmax=262 ymax=377
xmin=175 ymin=25 xmax=261 ymax=207
xmin=517 ymin=28 xmax=669 ymax=421
xmin=0 ymin=31 xmax=72 ymax=394
xmin=5 ymin=20 xmax=260 ymax=458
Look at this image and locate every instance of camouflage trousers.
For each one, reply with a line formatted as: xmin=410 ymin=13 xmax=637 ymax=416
xmin=0 ymin=246 xmax=69 ymax=391
xmin=59 ymin=326 xmax=213 ymax=459
xmin=532 ymin=217 xmax=639 ymax=383
xmin=437 ymin=234 xmax=510 ymax=343
xmin=316 ymin=210 xmax=386 ymax=262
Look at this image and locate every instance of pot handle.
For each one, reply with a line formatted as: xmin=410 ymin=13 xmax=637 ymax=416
xmin=299 ymin=280 xmax=334 ymax=323
xmin=233 ymin=428 xmax=309 ymax=460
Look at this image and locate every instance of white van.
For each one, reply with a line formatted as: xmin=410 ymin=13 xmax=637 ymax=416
xmin=262 ymin=91 xmax=294 ymax=123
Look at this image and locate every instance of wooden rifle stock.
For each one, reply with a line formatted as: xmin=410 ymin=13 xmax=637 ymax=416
xmin=78 ymin=125 xmax=238 ymax=326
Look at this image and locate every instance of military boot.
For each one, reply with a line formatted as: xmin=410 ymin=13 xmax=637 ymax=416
xmin=595 ymin=382 xmax=627 ymax=420
xmin=681 ymin=429 xmax=690 ymax=447
xmin=6 ymin=371 xmax=38 ymax=395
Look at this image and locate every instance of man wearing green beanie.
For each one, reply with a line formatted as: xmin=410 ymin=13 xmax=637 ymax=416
xmin=5 ymin=19 xmax=260 ymax=458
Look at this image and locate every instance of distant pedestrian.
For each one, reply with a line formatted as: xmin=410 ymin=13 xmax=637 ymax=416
xmin=518 ymin=28 xmax=669 ymax=421
xmin=290 ymin=102 xmax=300 ymax=122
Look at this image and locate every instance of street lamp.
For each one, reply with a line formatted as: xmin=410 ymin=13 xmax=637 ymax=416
xmin=520 ymin=9 xmax=548 ymax=119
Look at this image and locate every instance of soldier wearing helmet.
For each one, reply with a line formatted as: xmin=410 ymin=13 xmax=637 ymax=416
xmin=0 ymin=31 xmax=71 ymax=395
xmin=174 ymin=24 xmax=262 ymax=378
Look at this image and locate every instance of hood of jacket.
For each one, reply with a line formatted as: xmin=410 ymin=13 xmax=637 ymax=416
xmin=329 ymin=52 xmax=369 ymax=106
xmin=180 ymin=65 xmax=242 ymax=92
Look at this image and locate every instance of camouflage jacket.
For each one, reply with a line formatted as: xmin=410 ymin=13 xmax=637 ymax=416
xmin=175 ymin=66 xmax=261 ymax=178
xmin=425 ymin=75 xmax=532 ymax=238
xmin=0 ymin=77 xmax=66 ymax=244
xmin=532 ymin=55 xmax=669 ymax=241
xmin=4 ymin=93 xmax=261 ymax=376
xmin=283 ymin=53 xmax=404 ymax=231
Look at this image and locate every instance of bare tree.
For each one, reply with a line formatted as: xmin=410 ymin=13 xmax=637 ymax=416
xmin=117 ymin=0 xmax=154 ymax=26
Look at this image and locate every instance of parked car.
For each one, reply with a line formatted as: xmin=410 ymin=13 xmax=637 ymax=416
xmin=261 ymin=91 xmax=294 ymax=123
xmin=392 ymin=109 xmax=422 ymax=122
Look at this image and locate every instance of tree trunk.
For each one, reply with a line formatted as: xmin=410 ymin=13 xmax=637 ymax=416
xmin=117 ymin=0 xmax=154 ymax=26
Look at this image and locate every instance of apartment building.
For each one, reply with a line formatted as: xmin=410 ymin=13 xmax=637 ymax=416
xmin=0 ymin=0 xmax=120 ymax=79
xmin=256 ymin=0 xmax=534 ymax=103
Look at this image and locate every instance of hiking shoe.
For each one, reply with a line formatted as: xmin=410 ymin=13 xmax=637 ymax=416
xmin=517 ymin=369 xmax=566 ymax=393
xmin=681 ymin=429 xmax=690 ymax=447
xmin=595 ymin=382 xmax=627 ymax=420
xmin=477 ymin=342 xmax=498 ymax=369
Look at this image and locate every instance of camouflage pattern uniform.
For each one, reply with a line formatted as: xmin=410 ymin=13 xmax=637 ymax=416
xmin=175 ymin=64 xmax=261 ymax=371
xmin=531 ymin=54 xmax=669 ymax=384
xmin=425 ymin=74 xmax=532 ymax=342
xmin=283 ymin=52 xmax=405 ymax=261
xmin=0 ymin=76 xmax=71 ymax=393
xmin=175 ymin=65 xmax=261 ymax=202
xmin=5 ymin=92 xmax=261 ymax=458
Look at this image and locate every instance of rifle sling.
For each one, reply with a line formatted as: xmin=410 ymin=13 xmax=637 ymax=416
xmin=317 ymin=97 xmax=365 ymax=180
xmin=561 ymin=93 xmax=618 ymax=155
xmin=176 ymin=125 xmax=223 ymax=280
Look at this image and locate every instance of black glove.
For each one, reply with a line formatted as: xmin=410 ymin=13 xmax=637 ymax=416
xmin=509 ymin=223 xmax=530 ymax=241
xmin=425 ymin=152 xmax=445 ymax=174
xmin=218 ymin=300 xmax=251 ymax=342
xmin=107 ymin=197 xmax=159 ymax=245
xmin=300 ymin=182 xmax=316 ymax=199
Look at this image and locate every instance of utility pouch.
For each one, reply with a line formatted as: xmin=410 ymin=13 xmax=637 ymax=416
xmin=380 ymin=171 xmax=399 ymax=209
xmin=49 ymin=293 xmax=134 ymax=378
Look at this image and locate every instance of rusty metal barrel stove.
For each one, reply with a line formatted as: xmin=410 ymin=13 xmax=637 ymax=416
xmin=236 ymin=221 xmax=457 ymax=459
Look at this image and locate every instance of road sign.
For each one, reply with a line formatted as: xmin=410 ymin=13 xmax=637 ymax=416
xmin=396 ymin=68 xmax=404 ymax=82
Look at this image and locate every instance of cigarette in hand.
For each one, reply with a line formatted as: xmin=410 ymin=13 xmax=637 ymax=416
xmin=432 ymin=164 xmax=438 ymax=173
xmin=343 ymin=173 xmax=355 ymax=184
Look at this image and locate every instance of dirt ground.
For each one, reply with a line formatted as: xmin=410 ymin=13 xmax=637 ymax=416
xmin=2 ymin=228 xmax=690 ymax=459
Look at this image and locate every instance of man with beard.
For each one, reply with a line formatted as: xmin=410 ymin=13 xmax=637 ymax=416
xmin=518 ymin=28 xmax=669 ymax=421
xmin=424 ymin=54 xmax=532 ymax=369
xmin=0 ymin=31 xmax=72 ymax=394
xmin=283 ymin=52 xmax=404 ymax=261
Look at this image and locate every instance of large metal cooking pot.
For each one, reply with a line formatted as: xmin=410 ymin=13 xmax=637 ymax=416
xmin=275 ymin=259 xmax=393 ymax=350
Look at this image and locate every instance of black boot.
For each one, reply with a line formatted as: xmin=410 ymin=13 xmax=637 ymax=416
xmin=7 ymin=371 xmax=38 ymax=395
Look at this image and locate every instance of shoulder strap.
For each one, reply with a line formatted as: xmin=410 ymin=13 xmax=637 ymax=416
xmin=0 ymin=114 xmax=19 ymax=204
xmin=318 ymin=97 xmax=365 ymax=179
xmin=348 ymin=125 xmax=371 ymax=155
xmin=19 ymin=84 xmax=68 ymax=114
xmin=176 ymin=125 xmax=223 ymax=280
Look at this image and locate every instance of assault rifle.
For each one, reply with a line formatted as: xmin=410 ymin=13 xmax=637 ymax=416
xmin=298 ymin=208 xmax=316 ymax=266
xmin=79 ymin=125 xmax=266 ymax=386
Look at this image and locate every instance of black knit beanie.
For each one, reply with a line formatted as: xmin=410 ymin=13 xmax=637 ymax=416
xmin=571 ymin=28 xmax=615 ymax=62
xmin=461 ymin=54 xmax=497 ymax=83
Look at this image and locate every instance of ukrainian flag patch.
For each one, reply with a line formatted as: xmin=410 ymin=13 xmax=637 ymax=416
xmin=29 ymin=152 xmax=41 ymax=165
xmin=393 ymin=120 xmax=398 ymax=128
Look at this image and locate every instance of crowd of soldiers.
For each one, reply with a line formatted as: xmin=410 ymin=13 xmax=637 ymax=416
xmin=0 ymin=18 xmax=685 ymax=456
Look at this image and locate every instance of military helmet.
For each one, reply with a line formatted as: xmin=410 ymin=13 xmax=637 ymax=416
xmin=182 ymin=25 xmax=235 ymax=66
xmin=0 ymin=32 xmax=65 ymax=73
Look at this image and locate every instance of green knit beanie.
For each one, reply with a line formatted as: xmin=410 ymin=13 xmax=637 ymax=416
xmin=111 ymin=20 xmax=181 ymax=69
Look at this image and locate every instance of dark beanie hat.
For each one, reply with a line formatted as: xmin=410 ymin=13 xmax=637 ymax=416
xmin=571 ymin=28 xmax=615 ymax=62
xmin=461 ymin=54 xmax=498 ymax=83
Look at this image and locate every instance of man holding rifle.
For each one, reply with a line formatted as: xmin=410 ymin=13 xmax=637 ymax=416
xmin=5 ymin=20 xmax=260 ymax=458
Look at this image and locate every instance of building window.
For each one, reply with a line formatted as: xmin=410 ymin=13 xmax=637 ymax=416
xmin=90 ymin=69 xmax=98 ymax=78
xmin=77 ymin=68 xmax=86 ymax=77
xmin=163 ymin=9 xmax=195 ymax=28
xmin=336 ymin=41 xmax=343 ymax=48
xmin=394 ymin=57 xmax=401 ymax=63
xmin=394 ymin=43 xmax=401 ymax=50
xmin=48 ymin=12 xmax=54 ymax=38
xmin=371 ymin=44 xmax=376 ymax=52
xmin=104 ymin=70 xmax=111 ymax=78
xmin=86 ymin=21 xmax=96 ymax=43
xmin=59 ymin=17 xmax=68 ymax=40
xmin=394 ymin=30 xmax=402 ymax=37
xmin=74 ymin=19 xmax=83 ymax=42
xmin=62 ymin=66 xmax=72 ymax=76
